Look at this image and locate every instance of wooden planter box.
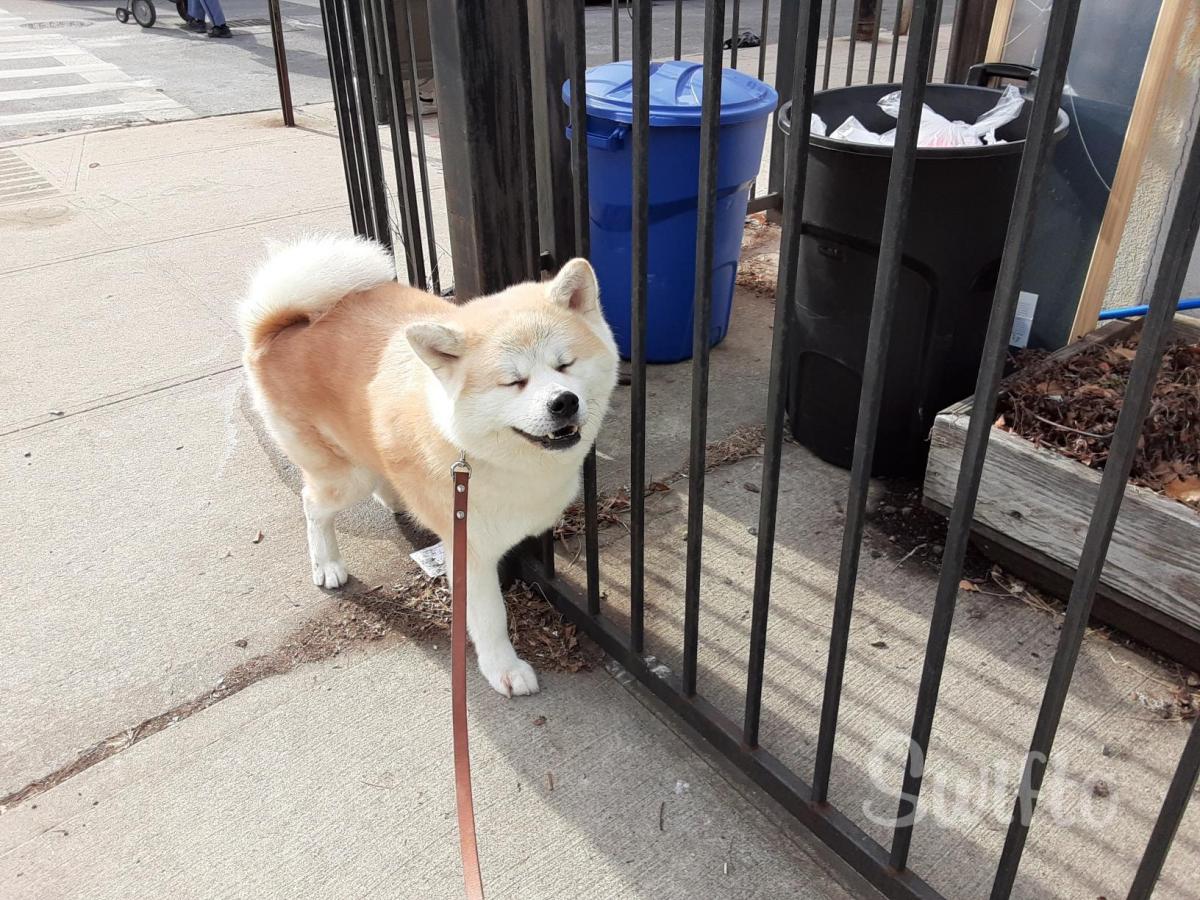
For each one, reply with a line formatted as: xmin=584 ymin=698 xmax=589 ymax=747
xmin=923 ymin=316 xmax=1200 ymax=668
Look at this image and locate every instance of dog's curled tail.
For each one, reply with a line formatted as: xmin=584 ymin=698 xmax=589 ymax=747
xmin=240 ymin=234 xmax=395 ymax=352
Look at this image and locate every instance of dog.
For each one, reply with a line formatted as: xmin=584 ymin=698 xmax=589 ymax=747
xmin=239 ymin=235 xmax=618 ymax=697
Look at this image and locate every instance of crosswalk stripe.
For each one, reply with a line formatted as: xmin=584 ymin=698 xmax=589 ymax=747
xmin=0 ymin=8 xmax=191 ymax=138
xmin=0 ymin=63 xmax=119 ymax=79
xmin=0 ymin=97 xmax=182 ymax=127
xmin=0 ymin=80 xmax=158 ymax=102
xmin=0 ymin=48 xmax=93 ymax=61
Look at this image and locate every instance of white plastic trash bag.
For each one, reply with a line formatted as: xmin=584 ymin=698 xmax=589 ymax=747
xmin=971 ymin=85 xmax=1024 ymax=145
xmin=829 ymin=115 xmax=893 ymax=146
xmin=874 ymin=84 xmax=1024 ymax=148
xmin=811 ymin=113 xmax=827 ymax=137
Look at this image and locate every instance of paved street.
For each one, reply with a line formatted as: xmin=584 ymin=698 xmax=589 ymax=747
xmin=0 ymin=0 xmax=943 ymax=145
xmin=0 ymin=0 xmax=330 ymax=143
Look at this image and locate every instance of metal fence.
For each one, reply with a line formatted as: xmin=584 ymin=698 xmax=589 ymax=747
xmin=321 ymin=0 xmax=1200 ymax=896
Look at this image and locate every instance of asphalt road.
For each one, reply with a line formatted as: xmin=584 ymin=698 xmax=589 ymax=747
xmin=0 ymin=0 xmax=935 ymax=143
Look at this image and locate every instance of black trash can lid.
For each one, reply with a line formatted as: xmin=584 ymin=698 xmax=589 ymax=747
xmin=779 ymin=83 xmax=1069 ymax=159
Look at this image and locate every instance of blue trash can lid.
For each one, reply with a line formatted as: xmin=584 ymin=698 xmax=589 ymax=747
xmin=562 ymin=59 xmax=778 ymax=127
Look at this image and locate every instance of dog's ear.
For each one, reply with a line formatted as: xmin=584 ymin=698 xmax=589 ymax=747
xmin=406 ymin=322 xmax=466 ymax=372
xmin=546 ymin=258 xmax=600 ymax=314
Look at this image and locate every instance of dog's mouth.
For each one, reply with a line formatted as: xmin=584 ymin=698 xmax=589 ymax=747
xmin=513 ymin=424 xmax=582 ymax=450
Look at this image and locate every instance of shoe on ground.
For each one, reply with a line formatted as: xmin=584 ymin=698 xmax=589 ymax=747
xmin=414 ymin=77 xmax=437 ymax=117
xmin=208 ymin=23 xmax=232 ymax=37
xmin=185 ymin=17 xmax=207 ymax=31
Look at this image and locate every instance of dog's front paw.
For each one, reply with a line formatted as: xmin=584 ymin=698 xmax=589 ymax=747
xmin=480 ymin=655 xmax=540 ymax=697
xmin=311 ymin=558 xmax=349 ymax=589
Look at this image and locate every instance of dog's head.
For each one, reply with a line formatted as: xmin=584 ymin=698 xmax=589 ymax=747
xmin=405 ymin=259 xmax=619 ymax=466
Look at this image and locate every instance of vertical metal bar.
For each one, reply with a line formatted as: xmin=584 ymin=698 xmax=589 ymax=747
xmin=768 ymin=0 xmax=801 ymax=200
xmin=570 ymin=0 xmax=601 ymax=618
xmin=377 ymin=0 xmax=426 ymax=286
xmin=867 ymin=0 xmax=881 ymax=83
xmin=612 ymin=0 xmax=620 ymax=60
xmin=730 ymin=0 xmax=742 ymax=66
xmin=887 ymin=0 xmax=1084 ymax=872
xmin=427 ymin=0 xmax=537 ymax=300
xmin=674 ymin=0 xmax=684 ymax=59
xmin=991 ymin=118 xmax=1200 ymax=900
xmin=540 ymin=532 xmax=556 ymax=578
xmin=888 ymin=0 xmax=904 ymax=81
xmin=927 ymin=0 xmax=944 ymax=82
xmin=341 ymin=0 xmax=376 ymax=237
xmin=750 ymin=0 xmax=771 ymax=198
xmin=757 ymin=0 xmax=771 ymax=82
xmin=529 ymin=0 xmax=577 ymax=272
xmin=319 ymin=0 xmax=367 ymax=233
xmin=845 ymin=0 xmax=861 ymax=86
xmin=682 ymin=0 xmax=725 ymax=697
xmin=516 ymin=10 xmax=542 ymax=284
xmin=583 ymin=451 xmax=601 ymax=615
xmin=810 ymin=0 xmax=937 ymax=805
xmin=946 ymin=0 xmax=999 ymax=84
xmin=1127 ymin=717 xmax=1200 ymax=900
xmin=629 ymin=0 xmax=651 ymax=654
xmin=822 ymin=0 xmax=838 ymax=89
xmin=743 ymin=0 xmax=823 ymax=747
xmin=402 ymin=0 xmax=441 ymax=293
xmin=345 ymin=0 xmax=392 ymax=249
xmin=267 ymin=0 xmax=295 ymax=127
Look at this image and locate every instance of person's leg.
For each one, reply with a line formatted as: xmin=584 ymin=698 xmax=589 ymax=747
xmin=204 ymin=0 xmax=232 ymax=37
xmin=185 ymin=0 xmax=208 ymax=30
xmin=203 ymin=0 xmax=226 ymax=26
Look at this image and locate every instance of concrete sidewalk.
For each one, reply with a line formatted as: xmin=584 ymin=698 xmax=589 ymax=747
xmin=4 ymin=77 xmax=1200 ymax=900
xmin=0 ymin=107 xmax=868 ymax=899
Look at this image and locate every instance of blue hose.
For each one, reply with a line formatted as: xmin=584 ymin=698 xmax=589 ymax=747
xmin=1097 ymin=297 xmax=1200 ymax=320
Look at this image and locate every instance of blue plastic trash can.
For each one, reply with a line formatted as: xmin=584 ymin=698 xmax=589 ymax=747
xmin=563 ymin=60 xmax=777 ymax=362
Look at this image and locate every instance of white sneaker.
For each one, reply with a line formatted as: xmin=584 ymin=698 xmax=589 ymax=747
xmin=415 ymin=77 xmax=436 ymax=117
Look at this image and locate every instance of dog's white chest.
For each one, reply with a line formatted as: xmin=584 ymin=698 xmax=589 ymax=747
xmin=467 ymin=466 xmax=579 ymax=555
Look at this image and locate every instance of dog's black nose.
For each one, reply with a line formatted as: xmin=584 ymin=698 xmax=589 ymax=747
xmin=549 ymin=391 xmax=579 ymax=419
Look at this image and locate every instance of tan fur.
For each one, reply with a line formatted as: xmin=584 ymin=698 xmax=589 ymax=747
xmin=245 ymin=280 xmax=609 ymax=542
xmin=241 ymin=237 xmax=618 ymax=696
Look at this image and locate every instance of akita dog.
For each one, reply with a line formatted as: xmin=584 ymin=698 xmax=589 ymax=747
xmin=240 ymin=235 xmax=618 ymax=696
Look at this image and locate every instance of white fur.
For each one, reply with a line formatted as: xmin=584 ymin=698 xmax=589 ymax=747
xmin=240 ymin=234 xmax=395 ymax=345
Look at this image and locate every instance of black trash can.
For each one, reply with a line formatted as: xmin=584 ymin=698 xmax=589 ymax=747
xmin=778 ymin=84 xmax=1068 ymax=477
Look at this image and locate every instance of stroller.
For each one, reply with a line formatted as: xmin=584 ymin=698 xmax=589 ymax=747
xmin=115 ymin=0 xmax=188 ymax=28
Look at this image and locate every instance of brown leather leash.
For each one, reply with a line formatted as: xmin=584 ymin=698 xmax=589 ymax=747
xmin=451 ymin=453 xmax=484 ymax=900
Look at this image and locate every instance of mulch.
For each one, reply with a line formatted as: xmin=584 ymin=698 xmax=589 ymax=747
xmin=994 ymin=332 xmax=1200 ymax=511
xmin=353 ymin=576 xmax=600 ymax=674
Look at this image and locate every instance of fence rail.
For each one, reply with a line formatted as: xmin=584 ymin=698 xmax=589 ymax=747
xmin=320 ymin=0 xmax=1200 ymax=896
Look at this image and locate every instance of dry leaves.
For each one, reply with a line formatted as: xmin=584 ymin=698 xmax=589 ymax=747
xmin=1165 ymin=475 xmax=1200 ymax=503
xmin=996 ymin=334 xmax=1200 ymax=510
xmin=350 ymin=577 xmax=598 ymax=673
xmin=555 ymin=425 xmax=766 ymax=544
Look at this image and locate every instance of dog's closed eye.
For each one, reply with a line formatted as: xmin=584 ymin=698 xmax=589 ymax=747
xmin=555 ymin=360 xmax=575 ymax=373
xmin=503 ymin=377 xmax=528 ymax=389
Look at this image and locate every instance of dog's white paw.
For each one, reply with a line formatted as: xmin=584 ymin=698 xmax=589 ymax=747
xmin=311 ymin=558 xmax=349 ymax=589
xmin=480 ymin=656 xmax=540 ymax=698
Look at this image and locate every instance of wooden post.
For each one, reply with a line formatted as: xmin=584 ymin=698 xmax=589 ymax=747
xmin=1069 ymin=0 xmax=1190 ymax=339
xmin=983 ymin=0 xmax=1015 ymax=63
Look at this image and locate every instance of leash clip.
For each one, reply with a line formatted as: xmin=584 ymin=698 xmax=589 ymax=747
xmin=450 ymin=450 xmax=472 ymax=480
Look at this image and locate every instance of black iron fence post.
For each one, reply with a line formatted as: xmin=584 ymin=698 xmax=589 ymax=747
xmin=945 ymin=0 xmax=998 ymax=84
xmin=766 ymin=0 xmax=801 ymax=215
xmin=529 ymin=0 xmax=577 ymax=271
xmin=428 ymin=0 xmax=541 ymax=298
xmin=267 ymin=0 xmax=294 ymax=127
